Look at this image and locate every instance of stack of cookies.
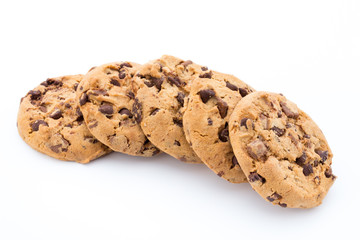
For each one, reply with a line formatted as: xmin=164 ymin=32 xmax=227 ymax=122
xmin=17 ymin=55 xmax=336 ymax=209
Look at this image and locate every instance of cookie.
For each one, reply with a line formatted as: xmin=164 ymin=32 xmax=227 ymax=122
xmin=132 ymin=55 xmax=213 ymax=163
xmin=77 ymin=62 xmax=160 ymax=156
xmin=229 ymin=91 xmax=336 ymax=208
xmin=17 ymin=75 xmax=111 ymax=163
xmin=183 ymin=75 xmax=254 ymax=182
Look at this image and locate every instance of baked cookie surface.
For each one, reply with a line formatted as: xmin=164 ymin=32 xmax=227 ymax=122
xmin=17 ymin=75 xmax=111 ymax=163
xmin=77 ymin=62 xmax=160 ymax=156
xmin=132 ymin=55 xmax=212 ymax=163
xmin=183 ymin=75 xmax=254 ymax=182
xmin=229 ymin=91 xmax=336 ymax=208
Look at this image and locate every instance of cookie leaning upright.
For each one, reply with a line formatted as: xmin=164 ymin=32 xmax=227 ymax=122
xmin=183 ymin=75 xmax=254 ymax=183
xmin=17 ymin=75 xmax=111 ymax=163
xmin=77 ymin=62 xmax=160 ymax=157
xmin=132 ymin=55 xmax=211 ymax=163
xmin=229 ymin=91 xmax=336 ymax=208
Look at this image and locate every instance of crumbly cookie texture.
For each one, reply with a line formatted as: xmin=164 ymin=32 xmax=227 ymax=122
xmin=77 ymin=62 xmax=160 ymax=157
xmin=132 ymin=55 xmax=213 ymax=163
xmin=183 ymin=75 xmax=254 ymax=182
xmin=17 ymin=75 xmax=111 ymax=163
xmin=229 ymin=91 xmax=336 ymax=208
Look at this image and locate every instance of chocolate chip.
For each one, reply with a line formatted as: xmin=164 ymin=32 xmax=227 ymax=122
xmin=217 ymin=99 xmax=228 ymax=118
xmin=152 ymin=148 xmax=161 ymax=156
xmin=303 ymin=134 xmax=310 ymax=139
xmin=277 ymin=111 xmax=282 ymax=118
xmin=119 ymin=70 xmax=126 ymax=79
xmin=176 ymin=92 xmax=185 ymax=107
xmin=174 ymin=140 xmax=181 ymax=146
xmin=181 ymin=60 xmax=193 ymax=68
xmin=247 ymin=139 xmax=268 ymax=160
xmin=110 ymin=78 xmax=120 ymax=86
xmin=99 ymin=104 xmax=113 ymax=115
xmin=313 ymin=160 xmax=319 ymax=167
xmin=65 ymin=103 xmax=71 ymax=108
xmin=201 ymin=66 xmax=208 ymax=71
xmin=325 ymin=167 xmax=333 ymax=178
xmin=120 ymin=62 xmax=132 ymax=68
xmin=296 ymin=152 xmax=307 ymax=166
xmin=49 ymin=109 xmax=62 ymax=119
xmin=303 ymin=164 xmax=313 ymax=176
xmin=74 ymin=83 xmax=79 ymax=91
xmin=266 ymin=192 xmax=282 ymax=202
xmin=280 ymin=101 xmax=299 ymax=119
xmin=31 ymin=120 xmax=48 ymax=131
xmin=199 ymin=89 xmax=215 ymax=103
xmin=150 ymin=108 xmax=160 ymax=116
xmin=28 ymin=90 xmax=41 ymax=100
xmin=217 ymin=171 xmax=225 ymax=177
xmin=39 ymin=105 xmax=47 ymax=113
xmin=240 ymin=118 xmax=249 ymax=129
xmin=50 ymin=144 xmax=62 ymax=153
xmin=248 ymin=172 xmax=266 ymax=183
xmin=79 ymin=93 xmax=88 ymax=106
xmin=119 ymin=108 xmax=133 ymax=118
xmin=315 ymin=149 xmax=328 ymax=163
xmin=127 ymin=91 xmax=135 ymax=99
xmin=41 ymin=78 xmax=63 ymax=87
xmin=132 ymin=98 xmax=142 ymax=123
xmin=238 ymin=88 xmax=249 ymax=97
xmin=167 ymin=76 xmax=182 ymax=87
xmin=207 ymin=118 xmax=213 ymax=125
xmin=152 ymin=76 xmax=164 ymax=90
xmin=226 ymin=82 xmax=238 ymax=91
xmin=88 ymin=121 xmax=98 ymax=129
xmin=285 ymin=123 xmax=292 ymax=128
xmin=91 ymin=89 xmax=109 ymax=96
xmin=218 ymin=123 xmax=229 ymax=142
xmin=231 ymin=156 xmax=239 ymax=168
xmin=199 ymin=71 xmax=212 ymax=78
xmin=173 ymin=118 xmax=183 ymax=127
xmin=279 ymin=203 xmax=287 ymax=208
xmin=271 ymin=126 xmax=285 ymax=136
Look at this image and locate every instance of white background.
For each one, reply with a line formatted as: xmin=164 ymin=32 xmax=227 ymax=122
xmin=0 ymin=0 xmax=359 ymax=239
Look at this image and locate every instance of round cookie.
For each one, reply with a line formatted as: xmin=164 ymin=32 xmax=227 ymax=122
xmin=183 ymin=75 xmax=254 ymax=182
xmin=17 ymin=75 xmax=111 ymax=163
xmin=229 ymin=91 xmax=336 ymax=208
xmin=132 ymin=55 xmax=213 ymax=163
xmin=77 ymin=62 xmax=160 ymax=156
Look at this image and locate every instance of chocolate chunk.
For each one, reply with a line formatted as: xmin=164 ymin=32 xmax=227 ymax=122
xmin=238 ymin=88 xmax=249 ymax=97
xmin=280 ymin=101 xmax=299 ymax=119
xmin=88 ymin=121 xmax=98 ymax=129
xmin=74 ymin=83 xmax=79 ymax=91
xmin=181 ymin=60 xmax=193 ymax=68
xmin=28 ymin=90 xmax=41 ymax=100
xmin=277 ymin=111 xmax=282 ymax=118
xmin=110 ymin=78 xmax=120 ymax=86
xmin=217 ymin=99 xmax=228 ymax=118
xmin=240 ymin=118 xmax=249 ymax=129
xmin=91 ymin=89 xmax=108 ymax=96
xmin=303 ymin=164 xmax=314 ymax=176
xmin=167 ymin=76 xmax=182 ymax=87
xmin=152 ymin=76 xmax=164 ymax=90
xmin=119 ymin=70 xmax=126 ymax=79
xmin=201 ymin=66 xmax=208 ymax=71
xmin=266 ymin=192 xmax=282 ymax=202
xmin=127 ymin=91 xmax=135 ymax=99
xmin=199 ymin=89 xmax=215 ymax=103
xmin=152 ymin=148 xmax=161 ymax=156
xmin=49 ymin=109 xmax=63 ymax=120
xmin=231 ymin=156 xmax=239 ymax=167
xmin=50 ymin=144 xmax=62 ymax=153
xmin=132 ymin=98 xmax=142 ymax=123
xmin=120 ymin=62 xmax=132 ymax=68
xmin=39 ymin=105 xmax=47 ymax=113
xmin=199 ymin=71 xmax=212 ymax=78
xmin=173 ymin=118 xmax=183 ymax=127
xmin=248 ymin=172 xmax=266 ymax=183
xmin=174 ymin=140 xmax=181 ymax=146
xmin=285 ymin=123 xmax=292 ymax=128
xmin=218 ymin=123 xmax=229 ymax=142
xmin=295 ymin=152 xmax=307 ymax=166
xmin=150 ymin=108 xmax=160 ymax=116
xmin=247 ymin=139 xmax=268 ymax=160
xmin=41 ymin=78 xmax=63 ymax=87
xmin=303 ymin=134 xmax=310 ymax=139
xmin=271 ymin=126 xmax=285 ymax=136
xmin=65 ymin=103 xmax=71 ymax=109
xmin=207 ymin=118 xmax=213 ymax=125
xmin=315 ymin=149 xmax=328 ymax=163
xmin=288 ymin=133 xmax=298 ymax=145
xmin=119 ymin=108 xmax=133 ymax=118
xmin=144 ymin=80 xmax=154 ymax=88
xmin=226 ymin=82 xmax=238 ymax=91
xmin=217 ymin=171 xmax=225 ymax=177
xmin=176 ymin=92 xmax=185 ymax=107
xmin=79 ymin=93 xmax=88 ymax=106
xmin=98 ymin=104 xmax=113 ymax=115
xmin=313 ymin=160 xmax=319 ymax=167
xmin=279 ymin=203 xmax=287 ymax=208
xmin=325 ymin=167 xmax=333 ymax=178
xmin=31 ymin=120 xmax=48 ymax=131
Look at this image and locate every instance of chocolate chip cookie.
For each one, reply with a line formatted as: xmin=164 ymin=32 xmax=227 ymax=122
xmin=77 ymin=62 xmax=160 ymax=156
xmin=183 ymin=75 xmax=254 ymax=182
xmin=132 ymin=55 xmax=213 ymax=163
xmin=229 ymin=91 xmax=336 ymax=208
xmin=17 ymin=75 xmax=111 ymax=163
